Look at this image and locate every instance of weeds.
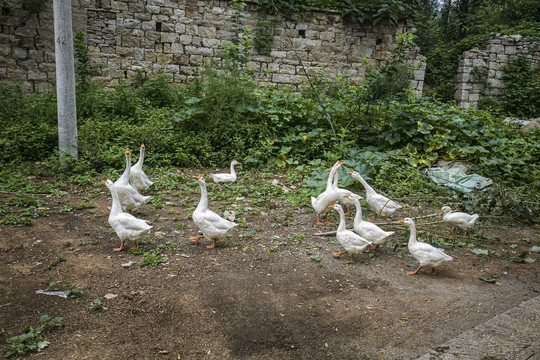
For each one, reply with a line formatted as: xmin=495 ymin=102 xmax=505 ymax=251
xmin=45 ymin=282 xmax=84 ymax=298
xmin=48 ymin=254 xmax=65 ymax=268
xmin=5 ymin=315 xmax=64 ymax=358
xmin=90 ymin=299 xmax=102 ymax=311
xmin=139 ymin=250 xmax=169 ymax=267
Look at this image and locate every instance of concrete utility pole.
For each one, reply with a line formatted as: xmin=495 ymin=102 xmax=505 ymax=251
xmin=53 ymin=0 xmax=78 ymax=159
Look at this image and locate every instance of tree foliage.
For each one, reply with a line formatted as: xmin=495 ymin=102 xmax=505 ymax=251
xmin=414 ymin=0 xmax=540 ymax=104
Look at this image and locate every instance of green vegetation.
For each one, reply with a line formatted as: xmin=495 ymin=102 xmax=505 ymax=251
xmin=90 ymin=298 xmax=102 ymax=311
xmin=414 ymin=0 xmax=540 ymax=106
xmin=1 ymin=53 xmax=538 ymax=220
xmin=48 ymin=254 xmax=65 ymax=268
xmin=0 ymin=3 xmax=538 ymax=227
xmin=45 ymin=282 xmax=84 ymax=298
xmin=5 ymin=315 xmax=63 ymax=358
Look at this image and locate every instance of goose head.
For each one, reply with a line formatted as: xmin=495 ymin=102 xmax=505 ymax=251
xmin=329 ymin=203 xmax=343 ymax=212
xmin=399 ymin=218 xmax=415 ymax=226
xmin=440 ymin=206 xmax=452 ymax=215
xmin=343 ymin=193 xmax=363 ymax=201
xmin=346 ymin=171 xmax=359 ymax=179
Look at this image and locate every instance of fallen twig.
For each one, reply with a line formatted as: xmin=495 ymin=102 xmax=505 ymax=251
xmin=418 ymin=220 xmax=445 ymax=226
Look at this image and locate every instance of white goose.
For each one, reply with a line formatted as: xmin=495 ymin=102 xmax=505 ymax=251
xmin=347 ymin=171 xmax=402 ymax=221
xmin=129 ymin=144 xmax=154 ymax=193
xmin=191 ymin=175 xmax=238 ymax=248
xmin=345 ymin=193 xmax=394 ymax=251
xmin=441 ymin=206 xmax=479 ymax=233
xmin=114 ymin=148 xmax=152 ymax=213
xmin=311 ymin=161 xmax=344 ymax=225
xmin=330 ymin=203 xmax=372 ymax=262
xmin=104 ymin=179 xmax=152 ymax=251
xmin=210 ymin=160 xmax=240 ymax=183
xmin=400 ymin=217 xmax=453 ymax=275
xmin=329 ymin=165 xmax=359 ymax=212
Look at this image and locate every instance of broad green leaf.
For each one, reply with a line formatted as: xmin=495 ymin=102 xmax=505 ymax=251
xmin=37 ymin=341 xmax=50 ymax=349
xmin=470 ymin=248 xmax=490 ymax=256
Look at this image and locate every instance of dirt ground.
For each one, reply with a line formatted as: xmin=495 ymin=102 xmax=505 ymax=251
xmin=1 ymin=168 xmax=539 ymax=359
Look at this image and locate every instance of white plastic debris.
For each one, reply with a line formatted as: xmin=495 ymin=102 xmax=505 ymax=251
xmin=223 ymin=210 xmax=236 ymax=222
xmin=36 ymin=290 xmax=68 ymax=298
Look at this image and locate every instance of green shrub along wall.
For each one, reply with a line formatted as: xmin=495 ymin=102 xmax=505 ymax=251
xmin=455 ymin=35 xmax=540 ymax=113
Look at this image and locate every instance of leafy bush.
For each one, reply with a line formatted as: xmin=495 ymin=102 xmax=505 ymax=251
xmin=0 ymin=85 xmax=58 ymax=163
xmin=499 ymin=55 xmax=540 ymax=118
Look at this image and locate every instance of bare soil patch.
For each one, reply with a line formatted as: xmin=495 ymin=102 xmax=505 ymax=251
xmin=1 ymin=169 xmax=539 ymax=359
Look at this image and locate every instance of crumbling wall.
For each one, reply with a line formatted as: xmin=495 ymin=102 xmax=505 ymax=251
xmin=0 ymin=0 xmax=425 ymax=92
xmin=455 ymin=35 xmax=540 ymax=109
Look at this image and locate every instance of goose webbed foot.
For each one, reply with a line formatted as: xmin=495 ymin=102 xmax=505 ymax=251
xmin=407 ymin=265 xmax=422 ymax=275
xmin=113 ymin=240 xmax=125 ymax=252
xmin=190 ymin=235 xmax=204 ymax=243
xmin=332 ymin=250 xmax=348 ymax=258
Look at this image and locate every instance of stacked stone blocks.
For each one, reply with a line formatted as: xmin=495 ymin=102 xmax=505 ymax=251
xmin=0 ymin=0 xmax=425 ymax=93
xmin=455 ymin=35 xmax=540 ymax=109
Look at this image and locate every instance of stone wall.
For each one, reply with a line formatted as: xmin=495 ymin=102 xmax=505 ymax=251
xmin=455 ymin=35 xmax=540 ymax=109
xmin=0 ymin=0 xmax=425 ymax=93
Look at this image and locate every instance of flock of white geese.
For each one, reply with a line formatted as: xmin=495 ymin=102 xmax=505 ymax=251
xmin=104 ymin=148 xmax=479 ymax=275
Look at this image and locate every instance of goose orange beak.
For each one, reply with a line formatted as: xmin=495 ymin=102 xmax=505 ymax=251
xmin=344 ymin=193 xmax=351 ymax=198
xmin=399 ymin=219 xmax=405 ymax=223
xmin=338 ymin=160 xmax=346 ymax=165
xmin=329 ymin=204 xmax=335 ymax=209
xmin=326 ymin=168 xmax=332 ymax=172
xmin=347 ymin=171 xmax=353 ymax=175
xmin=194 ymin=174 xmax=202 ymax=180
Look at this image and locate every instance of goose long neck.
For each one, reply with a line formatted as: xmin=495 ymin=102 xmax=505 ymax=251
xmin=327 ymin=165 xmax=339 ymax=189
xmin=357 ymin=175 xmax=374 ymax=194
xmin=230 ymin=162 xmax=236 ymax=175
xmin=332 ymin=171 xmax=339 ymax=189
xmin=109 ymin=185 xmax=123 ymax=214
xmin=353 ymin=199 xmax=363 ymax=224
xmin=122 ymin=151 xmax=131 ymax=177
xmin=336 ymin=208 xmax=347 ymax=232
xmin=408 ymin=222 xmax=417 ymax=245
xmin=196 ymin=180 xmax=208 ymax=210
xmin=138 ymin=146 xmax=145 ymax=166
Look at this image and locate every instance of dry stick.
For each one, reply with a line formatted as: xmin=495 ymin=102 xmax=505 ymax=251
xmin=376 ymin=166 xmax=424 ymax=218
xmin=374 ymin=213 xmax=440 ymax=226
xmin=314 ymin=224 xmax=408 ymax=237
xmin=0 ymin=190 xmax=50 ymax=196
xmin=314 ymin=213 xmax=440 ymax=237
xmin=419 ymin=220 xmax=445 ymax=226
